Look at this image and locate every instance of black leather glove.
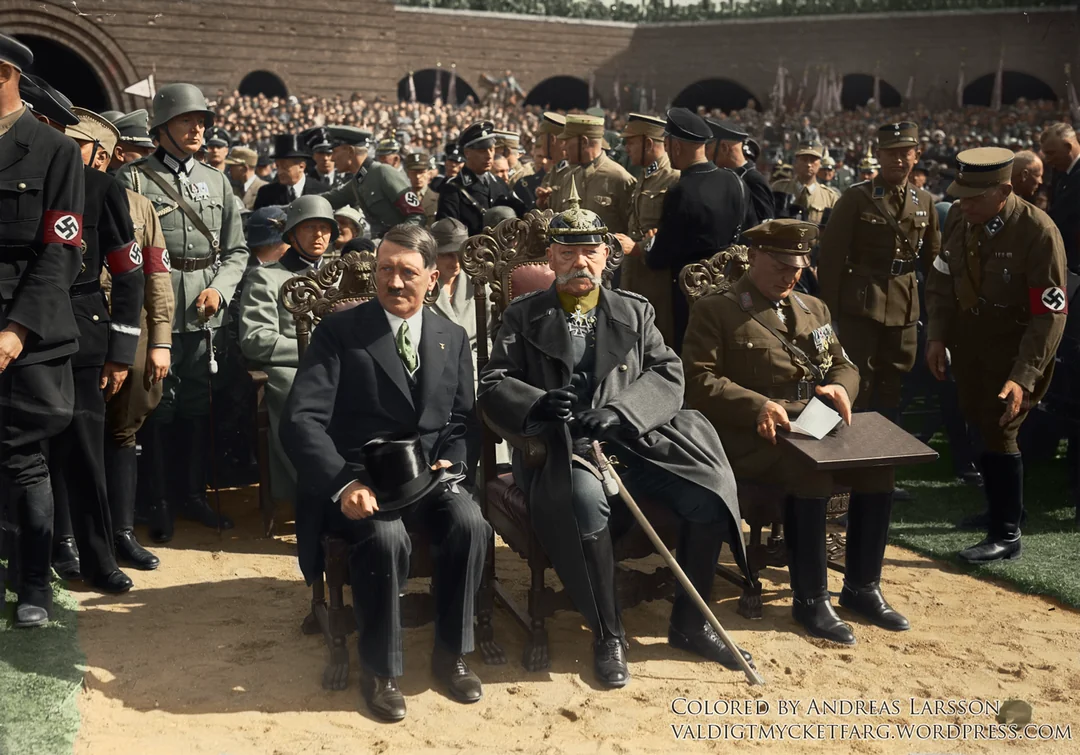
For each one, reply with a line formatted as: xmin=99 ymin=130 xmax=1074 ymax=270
xmin=574 ymin=408 xmax=621 ymax=438
xmin=529 ymin=386 xmax=578 ymax=423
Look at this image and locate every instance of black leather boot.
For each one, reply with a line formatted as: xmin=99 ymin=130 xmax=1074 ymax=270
xmin=107 ymin=443 xmax=160 ymax=570
xmin=959 ymin=453 xmax=1023 ymax=563
xmin=177 ymin=417 xmax=233 ymax=530
xmin=669 ymin=520 xmax=754 ymax=670
xmin=581 ymin=527 xmax=629 ymax=688
xmin=839 ymin=492 xmax=909 ymax=631
xmin=141 ymin=420 xmax=174 ymax=544
xmin=785 ymin=497 xmax=855 ymax=645
xmin=52 ymin=536 xmax=81 ymax=581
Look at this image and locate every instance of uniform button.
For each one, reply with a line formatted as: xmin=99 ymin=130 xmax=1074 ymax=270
xmin=92 ymin=315 xmax=100 ymax=321
xmin=188 ymin=226 xmax=193 ymax=231
xmin=746 ymin=342 xmax=753 ymax=349
xmin=187 ymin=243 xmax=193 ymax=250
xmin=17 ymin=182 xmax=25 ymax=190
xmin=619 ymin=364 xmax=628 ymax=372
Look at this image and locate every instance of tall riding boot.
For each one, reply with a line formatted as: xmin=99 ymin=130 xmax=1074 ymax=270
xmin=106 ymin=443 xmax=160 ymax=570
xmin=668 ymin=520 xmax=754 ymax=669
xmin=51 ymin=480 xmax=81 ymax=581
xmin=15 ymin=479 xmax=56 ymax=627
xmin=839 ymin=492 xmax=909 ymax=630
xmin=177 ymin=416 xmax=233 ymax=530
xmin=581 ymin=527 xmax=628 ymax=687
xmin=959 ymin=453 xmax=1023 ymax=563
xmin=785 ymin=496 xmax=855 ymax=645
xmin=141 ymin=419 xmax=174 ymax=544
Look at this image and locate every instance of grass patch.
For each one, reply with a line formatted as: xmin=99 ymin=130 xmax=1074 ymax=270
xmin=892 ymin=436 xmax=1080 ymax=609
xmin=0 ymin=578 xmax=83 ymax=755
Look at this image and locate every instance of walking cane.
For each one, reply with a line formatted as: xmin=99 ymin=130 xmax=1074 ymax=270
xmin=200 ymin=310 xmax=225 ymax=537
xmin=589 ymin=440 xmax=765 ymax=686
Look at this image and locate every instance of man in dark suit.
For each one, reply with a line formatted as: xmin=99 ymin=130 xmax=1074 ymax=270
xmin=253 ymin=133 xmax=329 ymax=210
xmin=279 ymin=224 xmax=490 ymax=722
xmin=707 ymin=119 xmax=774 ymax=226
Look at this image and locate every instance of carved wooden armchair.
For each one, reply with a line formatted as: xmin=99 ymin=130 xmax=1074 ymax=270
xmin=462 ymin=211 xmax=752 ymax=669
xmin=680 ymin=247 xmax=848 ymax=617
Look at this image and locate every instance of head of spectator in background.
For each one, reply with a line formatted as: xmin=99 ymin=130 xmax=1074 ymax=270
xmin=495 ymin=130 xmax=522 ymax=169
xmin=1039 ymin=122 xmax=1080 ymax=174
xmin=376 ymin=136 xmax=402 ymax=169
xmin=66 ymin=107 xmax=119 ymax=172
xmin=817 ymin=154 xmax=837 ymax=185
xmin=333 ymin=206 xmax=366 ymax=251
xmin=492 ymin=155 xmax=510 ymax=183
xmin=204 ymin=126 xmax=231 ymax=171
xmin=910 ymin=160 xmax=930 ymax=189
xmin=949 ymin=147 xmax=1015 ymax=225
xmin=149 ymin=82 xmax=215 ymax=159
xmin=533 ymin=112 xmax=565 ymax=176
xmin=460 ymin=121 xmax=496 ymax=176
xmin=745 ymin=219 xmax=814 ymax=302
xmin=226 ymin=146 xmax=258 ymax=186
xmin=106 ymin=109 xmax=156 ymax=170
xmin=858 ymin=150 xmax=879 ymax=182
xmin=255 ymin=152 xmax=274 ymax=180
xmin=246 ymin=205 xmax=288 ymax=265
xmin=273 ymin=134 xmax=309 ymax=187
xmin=430 ymin=217 xmax=469 ymax=288
xmin=405 ymin=152 xmax=434 ymax=194
xmin=312 ymin=136 xmax=334 ymax=177
xmin=1010 ymin=150 xmax=1044 ymax=201
xmin=663 ymin=108 xmax=712 ymax=172
xmin=328 ymin=126 xmax=372 ymax=175
xmin=876 ymin=122 xmax=921 ymax=187
xmin=559 ymin=114 xmax=605 ymax=167
xmin=706 ymin=119 xmax=749 ymax=170
xmin=792 ymin=140 xmax=824 ymax=185
xmin=443 ymin=141 xmax=465 ymax=179
xmin=619 ymin=113 xmax=667 ymax=171
xmin=284 ymin=196 xmax=338 ymax=262
xmin=376 ymin=224 xmax=440 ymax=320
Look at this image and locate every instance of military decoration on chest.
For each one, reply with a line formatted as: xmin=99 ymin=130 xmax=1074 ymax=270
xmin=810 ymin=323 xmax=838 ymax=373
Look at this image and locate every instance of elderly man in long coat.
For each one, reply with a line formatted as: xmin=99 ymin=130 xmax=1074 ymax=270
xmin=478 ymin=192 xmax=753 ymax=688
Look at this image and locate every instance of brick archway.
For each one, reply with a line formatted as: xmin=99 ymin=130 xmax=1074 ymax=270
xmin=1 ymin=9 xmax=142 ymax=111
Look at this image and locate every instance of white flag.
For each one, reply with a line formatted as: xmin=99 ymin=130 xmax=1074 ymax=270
xmin=124 ymin=75 xmax=155 ymax=99
xmin=991 ymin=47 xmax=1005 ymax=111
xmin=956 ymin=62 xmax=965 ymax=109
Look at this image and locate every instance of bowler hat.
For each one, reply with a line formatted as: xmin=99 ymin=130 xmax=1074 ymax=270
xmin=361 ymin=433 xmax=453 ymax=511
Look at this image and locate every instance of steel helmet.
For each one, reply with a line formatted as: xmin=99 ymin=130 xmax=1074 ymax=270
xmin=283 ymin=196 xmax=339 ymax=244
xmin=149 ymin=83 xmax=215 ymax=132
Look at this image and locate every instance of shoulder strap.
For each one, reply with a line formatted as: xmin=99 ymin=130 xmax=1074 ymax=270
xmin=723 ymin=290 xmax=824 ymax=382
xmin=858 ymin=182 xmax=918 ymax=259
xmin=137 ymin=167 xmax=220 ymax=253
xmin=447 ymin=180 xmax=485 ymax=215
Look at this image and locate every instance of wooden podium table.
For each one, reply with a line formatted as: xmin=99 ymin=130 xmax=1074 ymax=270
xmin=778 ymin=411 xmax=938 ymax=471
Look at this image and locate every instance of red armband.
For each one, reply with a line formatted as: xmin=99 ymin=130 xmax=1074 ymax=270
xmin=394 ymin=190 xmax=424 ymax=216
xmin=1029 ymin=286 xmax=1068 ymax=315
xmin=43 ymin=211 xmax=84 ymax=246
xmin=142 ymin=246 xmax=169 ymax=274
xmin=106 ymin=240 xmax=144 ymax=275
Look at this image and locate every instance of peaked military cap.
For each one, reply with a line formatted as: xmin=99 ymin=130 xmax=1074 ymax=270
xmin=538 ymin=111 xmax=566 ymax=136
xmin=444 ymin=140 xmax=464 ymax=163
xmin=548 ymin=177 xmax=608 ymax=245
xmin=743 ymin=137 xmax=761 ymax=163
xmin=375 ymin=137 xmax=402 ymax=156
xmin=100 ymin=110 xmax=124 ymax=122
xmin=65 ymin=107 xmax=120 ymax=156
xmin=0 ymin=33 xmax=33 ymax=72
xmin=326 ymin=125 xmax=373 ymax=150
xmin=744 ymin=218 xmax=817 ymax=269
xmin=205 ymin=126 xmax=231 ymax=148
xmin=107 ymin=109 xmax=155 ymax=148
xmin=559 ymin=114 xmax=605 ymax=140
xmin=19 ymin=74 xmax=78 ymax=127
xmin=302 ymin=126 xmax=334 ymax=153
xmin=794 ymin=140 xmax=824 ymax=159
xmin=620 ymin=113 xmax=666 ymax=140
xmin=494 ymin=129 xmax=521 ymax=148
xmin=460 ymin=121 xmax=496 ymax=150
xmin=706 ymin=119 xmax=748 ymax=142
xmin=664 ymin=108 xmax=712 ymax=143
xmin=405 ymin=151 xmax=433 ymax=171
xmin=273 ymin=133 xmax=309 ymax=161
xmin=949 ymin=147 xmax=1014 ymax=198
xmin=877 ymin=121 xmax=919 ymax=150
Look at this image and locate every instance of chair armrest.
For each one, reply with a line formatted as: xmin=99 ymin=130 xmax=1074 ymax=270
xmin=247 ymin=369 xmax=269 ymax=387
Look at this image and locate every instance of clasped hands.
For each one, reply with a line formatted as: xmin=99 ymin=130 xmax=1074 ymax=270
xmin=531 ymin=383 xmax=621 ymax=438
xmin=339 ymin=459 xmax=452 ymax=521
xmin=756 ymin=384 xmax=852 ymax=445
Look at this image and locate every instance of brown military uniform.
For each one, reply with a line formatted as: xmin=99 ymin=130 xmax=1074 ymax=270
xmin=542 ymin=159 xmax=573 ymax=212
xmin=105 ymin=188 xmax=175 ymax=446
xmin=818 ymin=175 xmax=940 ymax=412
xmin=926 ymin=194 xmax=1066 ymax=454
xmin=572 ymin=152 xmax=636 ymax=234
xmin=769 ymin=178 xmax=840 ymax=225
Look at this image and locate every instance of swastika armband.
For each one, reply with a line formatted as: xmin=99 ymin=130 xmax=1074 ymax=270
xmin=142 ymin=246 xmax=169 ymax=274
xmin=105 ymin=240 xmax=144 ymax=275
xmin=1029 ymin=286 xmax=1068 ymax=315
xmin=43 ymin=211 xmax=84 ymax=246
xmin=394 ymin=191 xmax=425 ymax=216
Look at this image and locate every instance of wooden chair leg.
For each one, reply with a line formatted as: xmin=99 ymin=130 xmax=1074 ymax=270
xmin=322 ymin=540 xmax=353 ymax=691
xmin=301 ymin=575 xmax=325 ymax=636
xmin=475 ymin=531 xmax=507 ymax=665
xmin=522 ymin=551 xmax=550 ymax=672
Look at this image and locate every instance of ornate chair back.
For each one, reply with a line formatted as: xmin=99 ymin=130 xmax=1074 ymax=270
xmin=281 ymin=250 xmax=379 ymax=358
xmin=678 ymin=244 xmax=750 ymax=304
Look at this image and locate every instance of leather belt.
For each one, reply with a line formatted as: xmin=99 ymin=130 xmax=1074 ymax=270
xmin=172 ymin=255 xmax=216 ymax=272
xmin=754 ymin=381 xmax=816 ymax=402
xmin=69 ymin=280 xmax=101 ymax=298
xmin=889 ymin=258 xmax=917 ymax=276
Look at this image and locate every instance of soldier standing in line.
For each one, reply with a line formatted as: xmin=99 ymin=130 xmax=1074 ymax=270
xmin=105 ymin=110 xmax=155 ymax=172
xmin=770 ymin=140 xmax=840 ymax=225
xmin=117 ymin=83 xmax=250 ymax=540
xmin=612 ymin=113 xmax=679 ymax=346
xmin=496 ymin=130 xmax=531 ymax=186
xmin=926 ymin=148 xmax=1066 ymax=563
xmin=204 ymin=127 xmax=231 ymax=173
xmin=553 ymin=115 xmax=635 ymax=235
xmin=0 ymin=39 xmax=85 ymax=628
xmin=405 ymin=151 xmax=439 ymax=224
xmin=534 ymin=112 xmax=570 ymax=212
xmin=708 ymin=119 xmax=774 ymax=226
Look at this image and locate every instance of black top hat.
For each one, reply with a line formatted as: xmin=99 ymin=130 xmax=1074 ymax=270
xmin=361 ymin=433 xmax=452 ymax=511
xmin=273 ymin=133 xmax=310 ymax=161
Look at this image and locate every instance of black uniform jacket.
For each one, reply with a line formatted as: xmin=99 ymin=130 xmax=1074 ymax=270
xmin=252 ymin=175 xmax=330 ymax=210
xmin=75 ymin=168 xmax=144 ymax=368
xmin=735 ymin=162 xmax=775 ymax=225
xmin=279 ymin=298 xmax=478 ymax=584
xmin=0 ymin=109 xmax=85 ymax=364
xmin=435 ymin=167 xmax=512 ymax=236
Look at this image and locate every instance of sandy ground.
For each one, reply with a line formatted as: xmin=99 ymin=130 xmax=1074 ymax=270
xmin=70 ymin=487 xmax=1080 ymax=755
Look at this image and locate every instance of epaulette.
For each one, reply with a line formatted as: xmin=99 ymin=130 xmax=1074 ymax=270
xmin=850 ymin=180 xmax=869 ymax=188
xmin=614 ymin=288 xmax=650 ymax=303
xmin=508 ymin=289 xmax=544 ymax=306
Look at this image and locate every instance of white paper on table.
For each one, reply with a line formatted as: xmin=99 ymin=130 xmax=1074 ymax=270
xmin=787 ymin=396 xmax=843 ymax=440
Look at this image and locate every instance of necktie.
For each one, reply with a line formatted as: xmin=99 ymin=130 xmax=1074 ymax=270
xmin=288 ymin=186 xmax=297 ymax=201
xmin=396 ymin=322 xmax=418 ymax=374
xmin=894 ymin=186 xmax=906 ymax=218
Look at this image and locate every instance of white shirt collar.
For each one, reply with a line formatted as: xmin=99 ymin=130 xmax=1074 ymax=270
xmin=383 ymin=306 xmax=424 ymax=374
xmin=243 ymin=175 xmax=257 ymax=192
xmin=1068 ymin=153 xmax=1080 ymax=176
xmin=291 ymin=174 xmax=307 ymax=197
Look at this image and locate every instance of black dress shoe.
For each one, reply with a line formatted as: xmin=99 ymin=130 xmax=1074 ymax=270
xmin=15 ymin=604 xmax=49 ymax=628
xmin=115 ymin=530 xmax=160 ymax=570
xmin=792 ymin=595 xmax=856 ymax=645
xmin=90 ymin=570 xmax=134 ymax=595
xmin=360 ymin=671 xmax=406 ymax=722
xmin=181 ymin=497 xmax=234 ymax=530
xmin=958 ymin=536 xmax=1022 ymax=564
xmin=957 ymin=469 xmax=984 ymax=487
xmin=432 ymin=647 xmax=483 ymax=703
xmin=593 ymin=635 xmax=630 ymax=688
xmin=669 ymin=624 xmax=754 ymax=670
xmin=52 ymin=536 xmax=82 ymax=581
xmin=839 ymin=583 xmax=910 ymax=631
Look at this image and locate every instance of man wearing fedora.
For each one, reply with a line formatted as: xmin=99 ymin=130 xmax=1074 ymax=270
xmin=224 ymin=146 xmax=266 ymax=211
xmin=253 ymin=133 xmax=329 ymax=210
xmin=280 ymin=223 xmax=490 ymax=722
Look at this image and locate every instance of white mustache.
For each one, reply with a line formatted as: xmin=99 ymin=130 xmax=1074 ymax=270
xmin=556 ymin=269 xmax=602 ymax=286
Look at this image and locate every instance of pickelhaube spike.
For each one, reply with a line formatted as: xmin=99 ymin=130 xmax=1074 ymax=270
xmin=566 ymin=175 xmax=582 ymax=208
xmin=547 ymin=176 xmax=608 ymax=245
